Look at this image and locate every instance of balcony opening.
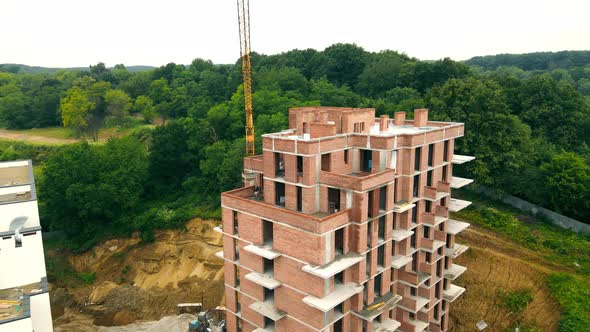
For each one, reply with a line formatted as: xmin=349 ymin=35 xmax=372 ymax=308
xmin=438 ymin=247 xmax=443 ymax=256
xmin=428 ymin=143 xmax=434 ymax=167
xmin=377 ymin=245 xmax=385 ymax=268
xmin=410 ymin=286 xmax=417 ymax=296
xmin=367 ymin=221 xmax=372 ymax=249
xmin=425 ymin=200 xmax=432 ymax=213
xmin=368 ymin=189 xmax=375 ymax=218
xmin=412 ymin=252 xmax=418 ymax=272
xmin=444 ymin=257 xmax=449 ymax=269
xmin=374 ymin=273 xmax=382 ymax=297
xmin=232 ymin=210 xmax=238 ymax=235
xmin=379 ymin=186 xmax=387 ymax=211
xmin=414 ymin=147 xmax=422 ymax=171
xmin=297 ymin=186 xmax=303 ymax=212
xmin=275 ymin=182 xmax=285 ymax=207
xmin=264 ymin=317 xmax=275 ymax=330
xmin=378 ymin=216 xmax=385 ymax=241
xmin=335 ymin=228 xmax=344 ymax=256
xmin=446 ymin=234 xmax=451 ymax=249
xmin=441 ymin=314 xmax=446 ymax=329
xmin=437 ymin=259 xmax=442 ymax=278
xmin=235 ymin=264 xmax=240 ymax=287
xmin=409 ymin=312 xmax=415 ymax=320
xmin=411 ymin=205 xmax=418 ymax=225
xmin=366 ymin=251 xmax=371 ymax=277
xmin=444 ymin=140 xmax=450 ymax=162
xmin=262 ymin=220 xmax=273 ymax=246
xmin=443 ymin=299 xmax=447 ymax=310
xmin=410 ymin=232 xmax=416 ymax=249
xmin=274 ymin=153 xmax=284 ymax=177
xmin=413 ymin=174 xmax=420 ymax=197
xmin=426 ymin=252 xmax=432 ymax=263
xmin=390 ymin=150 xmax=397 ymax=169
xmin=434 ymin=303 xmax=439 ymax=320
xmin=441 ymin=196 xmax=447 ymax=207
xmin=321 ymin=153 xmax=331 ymax=172
xmin=393 ymin=180 xmax=398 ymax=203
xmin=328 ymin=187 xmax=341 ymax=213
xmin=264 ymin=287 xmax=274 ymax=302
xmin=424 ymin=225 xmax=430 ymax=239
xmin=334 ymin=316 xmax=343 ymax=332
xmin=427 ymin=170 xmax=433 ymax=187
xmin=344 ymin=150 xmax=349 ymax=164
xmin=444 ymin=279 xmax=449 ymax=289
xmin=234 ymin=238 xmax=240 ymax=261
xmin=264 ymin=258 xmax=274 ymax=277
xmin=335 ymin=271 xmax=343 ymax=285
xmin=363 ymin=286 xmax=369 ymax=306
xmin=297 ymin=155 xmax=303 ymax=176
xmin=393 ymin=213 xmax=398 ymax=230
xmin=360 ymin=149 xmax=372 ymax=172
xmin=303 ymin=122 xmax=310 ymax=134
xmin=435 ymin=282 xmax=440 ymax=299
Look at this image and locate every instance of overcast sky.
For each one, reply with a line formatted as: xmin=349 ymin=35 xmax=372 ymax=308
xmin=2 ymin=0 xmax=589 ymax=68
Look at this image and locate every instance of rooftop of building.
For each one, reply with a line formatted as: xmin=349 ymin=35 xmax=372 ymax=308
xmin=0 ymin=278 xmax=47 ymax=325
xmin=262 ymin=106 xmax=463 ymax=141
xmin=0 ymin=160 xmax=36 ymax=205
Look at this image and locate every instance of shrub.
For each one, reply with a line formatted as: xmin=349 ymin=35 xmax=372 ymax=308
xmin=77 ymin=272 xmax=96 ymax=285
xmin=499 ymin=288 xmax=533 ymax=313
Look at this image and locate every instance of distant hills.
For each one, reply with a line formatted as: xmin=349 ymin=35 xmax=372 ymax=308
xmin=465 ymin=50 xmax=590 ymax=71
xmin=0 ymin=63 xmax=155 ymax=74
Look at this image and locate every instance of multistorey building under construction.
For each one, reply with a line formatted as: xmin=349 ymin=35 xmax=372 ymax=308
xmin=217 ymin=107 xmax=474 ymax=332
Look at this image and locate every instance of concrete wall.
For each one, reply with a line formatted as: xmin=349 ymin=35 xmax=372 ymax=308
xmin=473 ymin=185 xmax=590 ymax=235
xmin=0 ymin=317 xmax=33 ymax=331
xmin=30 ymin=292 xmax=53 ymax=332
xmin=0 ymin=232 xmax=48 ymax=289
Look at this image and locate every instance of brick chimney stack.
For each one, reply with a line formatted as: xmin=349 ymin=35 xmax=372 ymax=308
xmin=414 ymin=108 xmax=429 ymax=127
xmin=379 ymin=115 xmax=389 ymax=131
xmin=394 ymin=111 xmax=406 ymax=126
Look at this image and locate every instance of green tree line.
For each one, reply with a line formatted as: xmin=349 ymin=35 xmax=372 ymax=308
xmin=1 ymin=44 xmax=589 ymax=247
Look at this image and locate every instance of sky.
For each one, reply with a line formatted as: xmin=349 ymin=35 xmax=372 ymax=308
xmin=2 ymin=0 xmax=589 ymax=68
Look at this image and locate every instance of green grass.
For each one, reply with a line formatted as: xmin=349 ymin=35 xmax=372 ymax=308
xmin=499 ymin=288 xmax=534 ymax=313
xmin=453 ymin=188 xmax=590 ymax=331
xmin=453 ymin=189 xmax=590 ymax=275
xmin=546 ymin=273 xmax=590 ymax=332
xmin=7 ymin=127 xmax=76 ymax=139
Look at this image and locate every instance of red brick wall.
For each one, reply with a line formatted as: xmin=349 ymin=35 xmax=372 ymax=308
xmin=273 ymin=223 xmax=325 ymax=265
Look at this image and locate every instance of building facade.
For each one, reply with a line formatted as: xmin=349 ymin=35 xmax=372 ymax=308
xmin=217 ymin=107 xmax=474 ymax=332
xmin=0 ymin=160 xmax=53 ymax=332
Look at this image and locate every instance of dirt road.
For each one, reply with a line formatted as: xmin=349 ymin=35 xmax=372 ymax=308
xmin=0 ymin=129 xmax=79 ymax=144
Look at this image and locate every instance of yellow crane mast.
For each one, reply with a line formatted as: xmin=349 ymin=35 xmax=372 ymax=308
xmin=237 ymin=0 xmax=255 ymax=156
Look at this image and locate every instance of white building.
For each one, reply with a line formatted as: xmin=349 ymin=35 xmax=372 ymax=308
xmin=0 ymin=160 xmax=53 ymax=332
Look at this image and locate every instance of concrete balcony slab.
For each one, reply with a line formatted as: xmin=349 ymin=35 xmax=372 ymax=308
xmin=249 ymin=301 xmax=286 ymax=321
xmin=443 ymin=284 xmax=466 ymax=302
xmin=447 ymin=219 xmax=470 ymax=235
xmin=393 ymin=201 xmax=416 ymax=213
xmin=408 ymin=319 xmax=429 ymax=332
xmin=392 ymin=229 xmax=413 ymax=242
xmin=451 ymin=154 xmax=475 ymax=164
xmin=449 ymin=198 xmax=472 ymax=212
xmin=450 ymin=176 xmax=474 ymax=189
xmin=445 ymin=243 xmax=469 ymax=259
xmin=245 ymin=272 xmax=282 ymax=290
xmin=444 ymin=264 xmax=467 ymax=280
xmin=391 ymin=255 xmax=413 ymax=269
xmin=244 ymin=244 xmax=281 ymax=260
xmin=302 ymin=253 xmax=364 ymax=279
xmin=374 ymin=318 xmax=401 ymax=332
xmin=303 ymin=282 xmax=363 ymax=312
xmin=354 ymin=292 xmax=402 ymax=322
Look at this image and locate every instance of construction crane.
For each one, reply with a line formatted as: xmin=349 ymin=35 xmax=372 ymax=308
xmin=237 ymin=0 xmax=255 ymax=156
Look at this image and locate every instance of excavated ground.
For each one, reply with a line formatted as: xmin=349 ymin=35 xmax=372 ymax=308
xmin=49 ymin=218 xmax=563 ymax=331
xmin=50 ymin=218 xmax=225 ymax=331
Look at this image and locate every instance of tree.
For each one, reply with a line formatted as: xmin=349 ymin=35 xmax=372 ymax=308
xmin=104 ymin=89 xmax=132 ymax=125
xmin=60 ymin=87 xmax=95 ymax=136
xmin=310 ymin=77 xmax=360 ymax=107
xmin=356 ymin=51 xmax=409 ymax=97
xmin=134 ymin=95 xmax=156 ymax=123
xmin=540 ymin=152 xmax=590 ymax=220
xmin=0 ymin=83 xmax=29 ymax=129
xmin=323 ymin=43 xmax=368 ymax=87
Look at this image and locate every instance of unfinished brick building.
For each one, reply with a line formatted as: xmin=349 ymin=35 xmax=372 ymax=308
xmin=217 ymin=107 xmax=474 ymax=332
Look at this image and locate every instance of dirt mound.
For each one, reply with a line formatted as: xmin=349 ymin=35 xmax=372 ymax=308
xmin=449 ymin=226 xmax=562 ymax=331
xmin=51 ymin=219 xmax=224 ymax=329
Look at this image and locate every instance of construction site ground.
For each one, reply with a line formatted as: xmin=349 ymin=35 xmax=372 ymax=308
xmin=48 ymin=218 xmax=564 ymax=331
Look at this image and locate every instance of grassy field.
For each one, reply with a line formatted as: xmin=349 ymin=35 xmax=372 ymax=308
xmin=0 ymin=122 xmax=155 ymax=145
xmin=452 ymin=188 xmax=590 ymax=332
